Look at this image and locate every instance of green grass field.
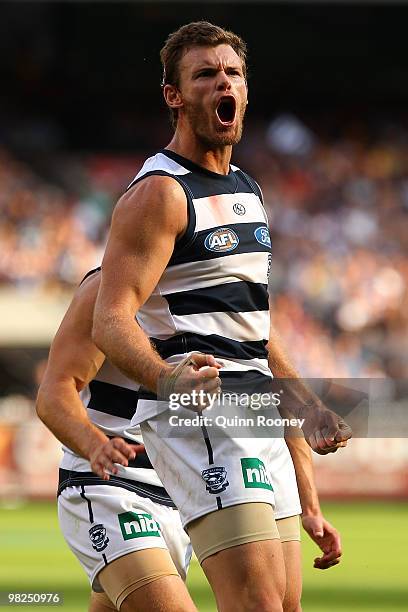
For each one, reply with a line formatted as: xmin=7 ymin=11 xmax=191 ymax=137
xmin=0 ymin=501 xmax=407 ymax=611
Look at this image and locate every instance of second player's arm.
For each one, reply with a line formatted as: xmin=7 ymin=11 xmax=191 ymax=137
xmin=36 ymin=274 xmax=140 ymax=479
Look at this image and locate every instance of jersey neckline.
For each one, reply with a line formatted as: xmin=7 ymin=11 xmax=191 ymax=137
xmin=160 ymin=149 xmax=235 ymax=180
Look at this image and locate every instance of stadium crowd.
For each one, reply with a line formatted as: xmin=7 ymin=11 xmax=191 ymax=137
xmin=1 ymin=119 xmax=407 ymax=378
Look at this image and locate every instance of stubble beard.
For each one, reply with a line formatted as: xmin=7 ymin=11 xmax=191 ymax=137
xmin=184 ymin=101 xmax=246 ymax=148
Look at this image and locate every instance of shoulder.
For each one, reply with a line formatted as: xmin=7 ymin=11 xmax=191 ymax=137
xmin=123 ymin=173 xmax=186 ymax=206
xmin=45 ymin=271 xmax=103 ymax=371
xmin=75 ymin=270 xmax=101 ymax=307
xmin=60 ymin=271 xmax=101 ymax=331
xmin=44 ymin=271 xmax=105 ymax=384
xmin=112 ymin=174 xmax=187 ymax=236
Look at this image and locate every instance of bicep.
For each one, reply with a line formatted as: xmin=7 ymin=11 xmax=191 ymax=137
xmin=97 ymin=176 xmax=187 ymax=314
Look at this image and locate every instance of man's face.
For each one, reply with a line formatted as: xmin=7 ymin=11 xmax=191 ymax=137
xmin=175 ymin=44 xmax=248 ymax=147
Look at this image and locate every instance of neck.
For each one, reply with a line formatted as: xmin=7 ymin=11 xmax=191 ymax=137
xmin=166 ymin=128 xmax=232 ymax=175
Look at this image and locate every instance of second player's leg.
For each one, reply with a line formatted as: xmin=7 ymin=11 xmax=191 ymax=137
xmin=88 ymin=566 xmax=197 ymax=612
xmin=59 ymin=484 xmax=196 ymax=612
xmin=277 ymin=516 xmax=302 ymax=612
xmin=98 ymin=548 xmax=198 ymax=612
xmin=88 ymin=591 xmax=116 ymax=612
xmin=281 ymin=541 xmax=302 ymax=612
xmin=119 ymin=575 xmax=196 ymax=612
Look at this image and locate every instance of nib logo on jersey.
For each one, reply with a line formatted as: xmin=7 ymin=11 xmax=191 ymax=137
xmin=201 ymin=467 xmax=229 ymax=494
xmin=118 ymin=512 xmax=161 ymax=540
xmin=88 ymin=523 xmax=110 ymax=552
xmin=205 ymin=228 xmax=239 ymax=253
xmin=241 ymin=458 xmax=273 ymax=491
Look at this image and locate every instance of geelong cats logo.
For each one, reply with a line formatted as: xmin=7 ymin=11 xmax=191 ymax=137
xmin=201 ymin=467 xmax=229 ymax=494
xmin=89 ymin=524 xmax=110 ymax=552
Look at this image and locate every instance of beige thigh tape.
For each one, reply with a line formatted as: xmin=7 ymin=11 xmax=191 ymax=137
xmin=98 ymin=548 xmax=178 ymax=610
xmin=187 ymin=502 xmax=280 ymax=564
xmin=276 ymin=515 xmax=301 ymax=542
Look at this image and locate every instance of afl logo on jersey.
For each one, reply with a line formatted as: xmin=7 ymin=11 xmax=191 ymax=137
xmin=254 ymin=226 xmax=271 ymax=248
xmin=205 ymin=228 xmax=239 ymax=253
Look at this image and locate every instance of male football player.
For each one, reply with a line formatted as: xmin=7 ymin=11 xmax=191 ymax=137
xmin=92 ymin=22 xmax=351 ymax=612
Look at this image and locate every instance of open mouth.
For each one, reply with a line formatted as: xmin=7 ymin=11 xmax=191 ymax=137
xmin=216 ymin=96 xmax=236 ymax=125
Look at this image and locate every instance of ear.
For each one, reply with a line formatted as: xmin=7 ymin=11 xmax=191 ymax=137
xmin=163 ymin=84 xmax=183 ymax=110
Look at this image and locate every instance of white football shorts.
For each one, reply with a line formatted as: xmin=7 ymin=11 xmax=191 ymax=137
xmin=58 ymin=484 xmax=192 ymax=591
xmin=140 ymin=405 xmax=301 ymax=528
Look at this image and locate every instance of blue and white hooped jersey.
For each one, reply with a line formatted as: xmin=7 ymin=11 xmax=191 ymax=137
xmin=127 ymin=150 xmax=273 ymax=424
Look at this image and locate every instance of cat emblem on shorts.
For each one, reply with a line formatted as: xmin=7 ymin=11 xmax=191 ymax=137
xmin=88 ymin=523 xmax=110 ymax=552
xmin=201 ymin=467 xmax=229 ymax=494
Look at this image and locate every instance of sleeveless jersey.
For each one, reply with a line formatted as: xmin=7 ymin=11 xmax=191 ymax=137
xmin=127 ymin=150 xmax=273 ymax=425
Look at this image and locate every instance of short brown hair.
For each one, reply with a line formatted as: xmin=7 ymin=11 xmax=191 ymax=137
xmin=160 ymin=21 xmax=247 ymax=128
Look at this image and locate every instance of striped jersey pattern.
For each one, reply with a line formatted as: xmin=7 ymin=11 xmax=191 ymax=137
xmin=128 ymin=150 xmax=273 ymax=424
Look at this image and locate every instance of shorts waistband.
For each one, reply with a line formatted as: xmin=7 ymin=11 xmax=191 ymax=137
xmin=57 ymin=469 xmax=175 ymax=508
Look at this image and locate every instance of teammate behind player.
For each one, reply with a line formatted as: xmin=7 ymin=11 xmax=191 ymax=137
xmin=92 ymin=22 xmax=351 ymax=612
xmin=36 ymin=269 xmax=198 ymax=612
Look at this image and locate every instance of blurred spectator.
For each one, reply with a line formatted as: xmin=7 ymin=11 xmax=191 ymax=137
xmin=0 ymin=149 xmax=142 ymax=288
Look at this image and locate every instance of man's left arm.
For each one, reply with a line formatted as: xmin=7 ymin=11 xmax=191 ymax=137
xmin=267 ymin=323 xmax=352 ymax=454
xmin=267 ymin=318 xmax=345 ymax=567
xmin=286 ymin=434 xmax=342 ymax=569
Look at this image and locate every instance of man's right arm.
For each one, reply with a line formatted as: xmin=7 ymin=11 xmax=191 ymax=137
xmin=92 ymin=175 xmax=220 ymax=394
